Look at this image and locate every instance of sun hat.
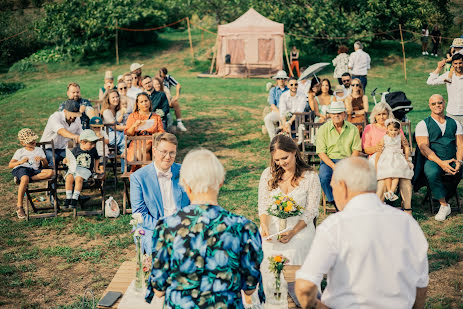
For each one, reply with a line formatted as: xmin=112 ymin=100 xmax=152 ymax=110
xmin=334 ymin=85 xmax=344 ymax=93
xmin=79 ymin=129 xmax=100 ymax=142
xmin=89 ymin=116 xmax=104 ymax=127
xmin=18 ymin=128 xmax=39 ymax=144
xmin=104 ymin=70 xmax=113 ymax=80
xmin=62 ymin=99 xmax=82 ymax=117
xmin=327 ymin=101 xmax=347 ymax=114
xmin=451 ymin=38 xmax=463 ymax=48
xmin=272 ymin=70 xmax=289 ymax=80
xmin=130 ymin=63 xmax=144 ymax=72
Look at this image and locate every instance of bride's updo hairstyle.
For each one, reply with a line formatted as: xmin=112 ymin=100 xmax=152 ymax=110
xmin=269 ymin=134 xmax=310 ymax=190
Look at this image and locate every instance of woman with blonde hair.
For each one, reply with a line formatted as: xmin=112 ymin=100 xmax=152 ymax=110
xmin=101 ymin=89 xmax=126 ymax=156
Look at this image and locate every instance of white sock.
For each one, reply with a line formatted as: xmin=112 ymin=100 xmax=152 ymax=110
xmin=66 ymin=190 xmax=73 ymax=199
xmin=177 ymin=119 xmax=182 ymax=123
xmin=72 ymin=191 xmax=80 ymax=200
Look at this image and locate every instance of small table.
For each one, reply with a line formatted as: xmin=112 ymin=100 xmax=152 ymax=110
xmin=99 ymin=261 xmax=301 ymax=308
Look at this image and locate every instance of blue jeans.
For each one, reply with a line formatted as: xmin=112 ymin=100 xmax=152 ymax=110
xmin=45 ymin=148 xmax=66 ymax=168
xmin=319 ymin=159 xmax=340 ymax=202
xmin=352 ymin=75 xmax=367 ymax=91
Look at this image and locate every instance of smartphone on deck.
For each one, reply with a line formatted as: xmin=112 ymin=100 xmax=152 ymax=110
xmin=97 ymin=291 xmax=122 ymax=307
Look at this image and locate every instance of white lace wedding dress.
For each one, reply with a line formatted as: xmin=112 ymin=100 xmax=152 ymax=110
xmin=257 ymin=168 xmax=321 ymax=308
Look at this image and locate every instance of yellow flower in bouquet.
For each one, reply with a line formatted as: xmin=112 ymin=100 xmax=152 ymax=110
xmin=268 ymin=194 xmax=304 ymax=219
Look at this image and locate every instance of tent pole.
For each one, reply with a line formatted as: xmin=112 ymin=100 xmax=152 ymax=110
xmin=187 ymin=17 xmax=195 ymax=60
xmin=283 ymin=35 xmax=293 ymax=76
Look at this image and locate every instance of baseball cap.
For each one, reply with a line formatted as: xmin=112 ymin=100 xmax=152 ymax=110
xmin=79 ymin=129 xmax=100 ymax=142
xmin=18 ymin=128 xmax=39 ymax=144
xmin=63 ymin=99 xmax=82 ymax=117
xmin=90 ymin=116 xmax=104 ymax=127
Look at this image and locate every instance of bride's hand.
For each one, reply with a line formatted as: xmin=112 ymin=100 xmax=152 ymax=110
xmin=260 ymin=224 xmax=271 ymax=241
xmin=279 ymin=230 xmax=295 ymax=243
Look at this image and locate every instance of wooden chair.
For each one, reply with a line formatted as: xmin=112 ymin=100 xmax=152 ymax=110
xmin=300 ymin=122 xmax=324 ymax=166
xmin=104 ymin=123 xmax=118 ymax=190
xmin=400 ymin=120 xmax=414 ymax=156
xmin=121 ymin=135 xmax=154 ymax=214
xmin=72 ymin=137 xmax=107 ymax=218
xmin=23 ymin=141 xmax=58 ymax=220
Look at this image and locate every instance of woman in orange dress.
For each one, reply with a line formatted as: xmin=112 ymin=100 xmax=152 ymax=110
xmin=124 ymin=92 xmax=164 ymax=171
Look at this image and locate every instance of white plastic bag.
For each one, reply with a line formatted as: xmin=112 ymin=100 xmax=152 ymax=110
xmin=105 ymin=196 xmax=120 ymax=218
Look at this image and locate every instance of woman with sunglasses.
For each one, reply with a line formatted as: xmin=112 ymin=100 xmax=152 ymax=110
xmin=345 ymin=78 xmax=369 ymax=135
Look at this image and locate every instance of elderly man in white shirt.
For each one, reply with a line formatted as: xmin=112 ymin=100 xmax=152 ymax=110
xmin=280 ymin=77 xmax=309 ymax=135
xmin=427 ymin=53 xmax=463 ymax=125
xmin=295 ymin=157 xmax=429 ymax=309
xmin=348 ymin=41 xmax=371 ymax=91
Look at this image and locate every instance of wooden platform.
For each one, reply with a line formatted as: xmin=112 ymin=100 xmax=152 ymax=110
xmin=99 ymin=261 xmax=301 ymax=308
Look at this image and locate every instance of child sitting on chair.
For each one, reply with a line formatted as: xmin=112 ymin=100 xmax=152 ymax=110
xmin=89 ymin=116 xmax=109 ymax=159
xmin=375 ymin=119 xmax=414 ymax=202
xmin=63 ymin=129 xmax=103 ymax=209
xmin=9 ymin=128 xmax=53 ymax=219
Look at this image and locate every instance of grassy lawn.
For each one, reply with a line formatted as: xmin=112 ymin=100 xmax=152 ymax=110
xmin=0 ymin=30 xmax=462 ymax=308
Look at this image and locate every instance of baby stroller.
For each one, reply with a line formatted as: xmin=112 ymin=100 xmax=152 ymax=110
xmin=371 ymin=88 xmax=413 ymax=122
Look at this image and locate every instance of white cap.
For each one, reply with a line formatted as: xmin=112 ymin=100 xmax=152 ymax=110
xmin=130 ymin=63 xmax=144 ymax=72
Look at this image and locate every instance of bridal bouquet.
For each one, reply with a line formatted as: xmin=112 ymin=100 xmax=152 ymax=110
xmin=268 ymin=255 xmax=289 ymax=301
xmin=268 ymin=194 xmax=304 ymax=219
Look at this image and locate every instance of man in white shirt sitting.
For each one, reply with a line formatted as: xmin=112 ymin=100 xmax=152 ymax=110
xmin=348 ymin=41 xmax=371 ymax=91
xmin=295 ymin=157 xmax=429 ymax=309
xmin=279 ymin=77 xmax=309 ymax=136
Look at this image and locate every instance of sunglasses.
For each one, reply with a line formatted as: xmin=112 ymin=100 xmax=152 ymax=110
xmin=289 ymin=83 xmax=298 ymax=87
xmin=352 ymin=84 xmax=361 ymax=87
xmin=431 ymin=101 xmax=444 ymax=106
xmin=342 ymin=80 xmax=350 ymax=83
xmin=276 ymin=78 xmax=285 ymax=80
xmin=118 ymin=87 xmax=127 ymax=90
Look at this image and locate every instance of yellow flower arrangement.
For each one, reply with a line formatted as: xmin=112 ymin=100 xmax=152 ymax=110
xmin=268 ymin=194 xmax=304 ymax=219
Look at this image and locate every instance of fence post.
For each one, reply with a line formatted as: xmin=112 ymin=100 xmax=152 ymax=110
xmin=186 ymin=17 xmax=195 ymax=60
xmin=115 ymin=20 xmax=119 ymax=65
xmin=399 ymin=24 xmax=407 ymax=83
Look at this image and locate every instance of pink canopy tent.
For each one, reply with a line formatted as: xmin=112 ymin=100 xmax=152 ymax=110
xmin=216 ymin=8 xmax=284 ymax=77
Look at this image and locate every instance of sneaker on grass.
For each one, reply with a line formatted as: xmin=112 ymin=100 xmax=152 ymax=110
xmin=435 ymin=204 xmax=451 ymax=221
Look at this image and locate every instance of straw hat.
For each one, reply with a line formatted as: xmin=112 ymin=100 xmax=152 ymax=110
xmin=272 ymin=70 xmax=289 ymax=80
xmin=327 ymin=101 xmax=346 ymax=114
xmin=451 ymin=38 xmax=463 ymax=48
xmin=18 ymin=128 xmax=39 ymax=144
xmin=130 ymin=63 xmax=144 ymax=72
xmin=105 ymin=70 xmax=113 ymax=80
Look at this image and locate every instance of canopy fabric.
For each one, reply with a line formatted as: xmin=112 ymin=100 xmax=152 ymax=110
xmin=216 ymin=8 xmax=284 ymax=77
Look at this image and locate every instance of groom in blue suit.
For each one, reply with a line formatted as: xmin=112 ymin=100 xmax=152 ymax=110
xmin=130 ymin=133 xmax=190 ymax=253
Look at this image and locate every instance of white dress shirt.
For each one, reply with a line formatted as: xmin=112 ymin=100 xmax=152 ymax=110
xmin=126 ymin=87 xmax=142 ymax=113
xmin=296 ymin=193 xmax=429 ymax=309
xmin=427 ymin=71 xmax=463 ymax=115
xmin=296 ymin=80 xmax=311 ymax=99
xmin=40 ymin=111 xmax=82 ymax=149
xmin=153 ymin=163 xmax=177 ymax=217
xmin=279 ymin=91 xmax=308 ymax=118
xmin=348 ymin=49 xmax=371 ymax=76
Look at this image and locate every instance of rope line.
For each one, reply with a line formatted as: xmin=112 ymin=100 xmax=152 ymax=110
xmin=401 ymin=29 xmax=456 ymax=40
xmin=188 ymin=20 xmax=217 ymax=35
xmin=115 ymin=17 xmax=187 ymax=32
xmin=0 ymin=29 xmax=30 ymax=43
xmin=286 ymin=29 xmax=399 ymax=40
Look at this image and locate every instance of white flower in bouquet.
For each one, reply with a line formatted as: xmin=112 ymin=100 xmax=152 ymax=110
xmin=155 ymin=109 xmax=165 ymax=117
xmin=132 ymin=213 xmax=143 ymax=224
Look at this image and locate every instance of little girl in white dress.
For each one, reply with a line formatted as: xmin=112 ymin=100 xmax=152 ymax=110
xmin=376 ymin=119 xmax=414 ymax=201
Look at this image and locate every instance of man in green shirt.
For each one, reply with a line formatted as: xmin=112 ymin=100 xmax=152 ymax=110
xmin=316 ymin=101 xmax=362 ymax=207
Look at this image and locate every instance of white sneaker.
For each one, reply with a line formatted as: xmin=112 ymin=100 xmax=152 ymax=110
xmin=430 ymin=53 xmax=434 ymax=56
xmin=435 ymin=54 xmax=438 ymax=57
xmin=177 ymin=121 xmax=187 ymax=132
xmin=425 ymin=51 xmax=429 ymax=55
xmin=435 ymin=204 xmax=451 ymax=221
xmin=422 ymin=52 xmax=426 ymax=55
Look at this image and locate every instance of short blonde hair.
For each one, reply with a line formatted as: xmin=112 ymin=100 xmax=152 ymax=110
xmin=369 ymin=102 xmax=393 ymax=124
xmin=153 ymin=132 xmax=177 ymax=148
xmin=180 ymin=148 xmax=225 ymax=194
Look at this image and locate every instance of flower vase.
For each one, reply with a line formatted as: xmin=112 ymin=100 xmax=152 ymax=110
xmin=274 ymin=271 xmax=282 ymax=301
xmin=277 ymin=218 xmax=287 ymax=240
xmin=135 ymin=237 xmax=145 ymax=292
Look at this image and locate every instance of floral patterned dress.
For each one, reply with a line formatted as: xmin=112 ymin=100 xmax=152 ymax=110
xmin=145 ymin=204 xmax=265 ymax=308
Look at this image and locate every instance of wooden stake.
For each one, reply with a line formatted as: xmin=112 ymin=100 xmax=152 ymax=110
xmin=210 ymin=36 xmax=218 ymax=74
xmin=283 ymin=35 xmax=293 ymax=76
xmin=399 ymin=24 xmax=407 ymax=83
xmin=115 ymin=20 xmax=119 ymax=65
xmin=187 ymin=17 xmax=194 ymax=60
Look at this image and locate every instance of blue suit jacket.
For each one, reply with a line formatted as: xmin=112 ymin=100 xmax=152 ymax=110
xmin=130 ymin=162 xmax=190 ymax=253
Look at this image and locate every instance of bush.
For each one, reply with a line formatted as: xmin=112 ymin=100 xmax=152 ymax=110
xmin=8 ymin=60 xmax=37 ymax=73
xmin=0 ymin=82 xmax=25 ymax=95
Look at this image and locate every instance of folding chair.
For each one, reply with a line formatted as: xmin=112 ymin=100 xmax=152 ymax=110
xmin=121 ymin=135 xmax=154 ymax=214
xmin=104 ymin=123 xmax=118 ymax=190
xmin=72 ymin=137 xmax=106 ymax=218
xmin=23 ymin=141 xmax=58 ymax=220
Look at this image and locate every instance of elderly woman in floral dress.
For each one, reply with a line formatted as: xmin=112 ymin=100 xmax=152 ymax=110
xmin=145 ymin=148 xmax=265 ymax=308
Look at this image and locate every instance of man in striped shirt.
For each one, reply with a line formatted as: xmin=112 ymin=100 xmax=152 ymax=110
xmin=159 ymin=67 xmax=186 ymax=132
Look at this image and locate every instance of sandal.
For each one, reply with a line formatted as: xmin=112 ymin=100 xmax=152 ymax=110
xmin=389 ymin=192 xmax=399 ymax=202
xmin=16 ymin=207 xmax=26 ymax=219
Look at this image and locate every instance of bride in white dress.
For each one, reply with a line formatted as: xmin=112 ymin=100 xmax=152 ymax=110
xmin=246 ymin=134 xmax=321 ymax=308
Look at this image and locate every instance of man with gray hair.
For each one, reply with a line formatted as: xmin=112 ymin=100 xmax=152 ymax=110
xmin=348 ymin=41 xmax=371 ymax=91
xmin=295 ymin=157 xmax=429 ymax=309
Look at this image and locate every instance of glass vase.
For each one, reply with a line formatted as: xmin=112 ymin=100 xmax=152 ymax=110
xmin=135 ymin=236 xmax=145 ymax=292
xmin=274 ymin=271 xmax=282 ymax=300
xmin=277 ymin=218 xmax=287 ymax=240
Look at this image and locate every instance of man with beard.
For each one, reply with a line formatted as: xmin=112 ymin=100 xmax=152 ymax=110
xmin=59 ymin=82 xmax=95 ymax=129
xmin=142 ymin=75 xmax=169 ymax=129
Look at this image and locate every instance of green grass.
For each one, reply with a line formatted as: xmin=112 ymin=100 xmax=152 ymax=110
xmin=0 ymin=29 xmax=461 ymax=308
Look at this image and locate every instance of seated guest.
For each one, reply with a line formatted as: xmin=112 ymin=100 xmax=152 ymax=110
xmin=130 ymin=62 xmax=144 ymax=87
xmin=141 ymin=75 xmax=169 ymax=129
xmin=307 ymin=77 xmax=321 ymax=112
xmin=124 ymin=92 xmax=164 ymax=171
xmin=101 ymin=89 xmax=126 ymax=156
xmin=124 ymin=72 xmax=139 ymax=113
xmin=316 ymin=101 xmax=361 ymax=208
xmin=130 ymin=133 xmax=189 ymax=254
xmin=313 ymin=79 xmax=335 ymax=123
xmin=59 ymin=82 xmax=95 ymax=130
xmin=158 ymin=67 xmax=187 ymax=132
xmin=415 ymin=94 xmax=463 ymax=221
xmin=89 ymin=116 xmax=109 ymax=159
xmin=279 ymin=77 xmax=309 ymax=135
xmin=145 ymin=148 xmax=265 ymax=307
xmin=98 ymin=71 xmax=115 ymax=100
xmin=41 ymin=99 xmax=82 ymax=166
xmin=264 ymin=70 xmax=289 ymax=140
xmin=362 ymin=102 xmax=412 ymax=213
xmin=295 ymin=157 xmax=429 ymax=309
xmin=333 ymin=85 xmax=347 ymax=102
xmin=341 ymin=72 xmax=352 ymax=96
xmin=345 ymin=78 xmax=369 ymax=135
xmin=296 ymin=67 xmax=310 ymax=99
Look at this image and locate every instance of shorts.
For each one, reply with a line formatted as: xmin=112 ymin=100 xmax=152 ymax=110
xmin=65 ymin=167 xmax=92 ymax=181
xmin=12 ymin=167 xmax=41 ymax=184
xmin=421 ymin=36 xmax=429 ymax=43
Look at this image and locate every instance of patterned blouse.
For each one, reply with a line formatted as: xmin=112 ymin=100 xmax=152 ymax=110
xmin=145 ymin=204 xmax=265 ymax=308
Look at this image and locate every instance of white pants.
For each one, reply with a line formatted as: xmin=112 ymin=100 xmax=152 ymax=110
xmin=264 ymin=111 xmax=280 ymax=140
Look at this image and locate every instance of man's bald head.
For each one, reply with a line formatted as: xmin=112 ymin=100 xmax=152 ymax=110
xmin=429 ymin=94 xmax=444 ymax=104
